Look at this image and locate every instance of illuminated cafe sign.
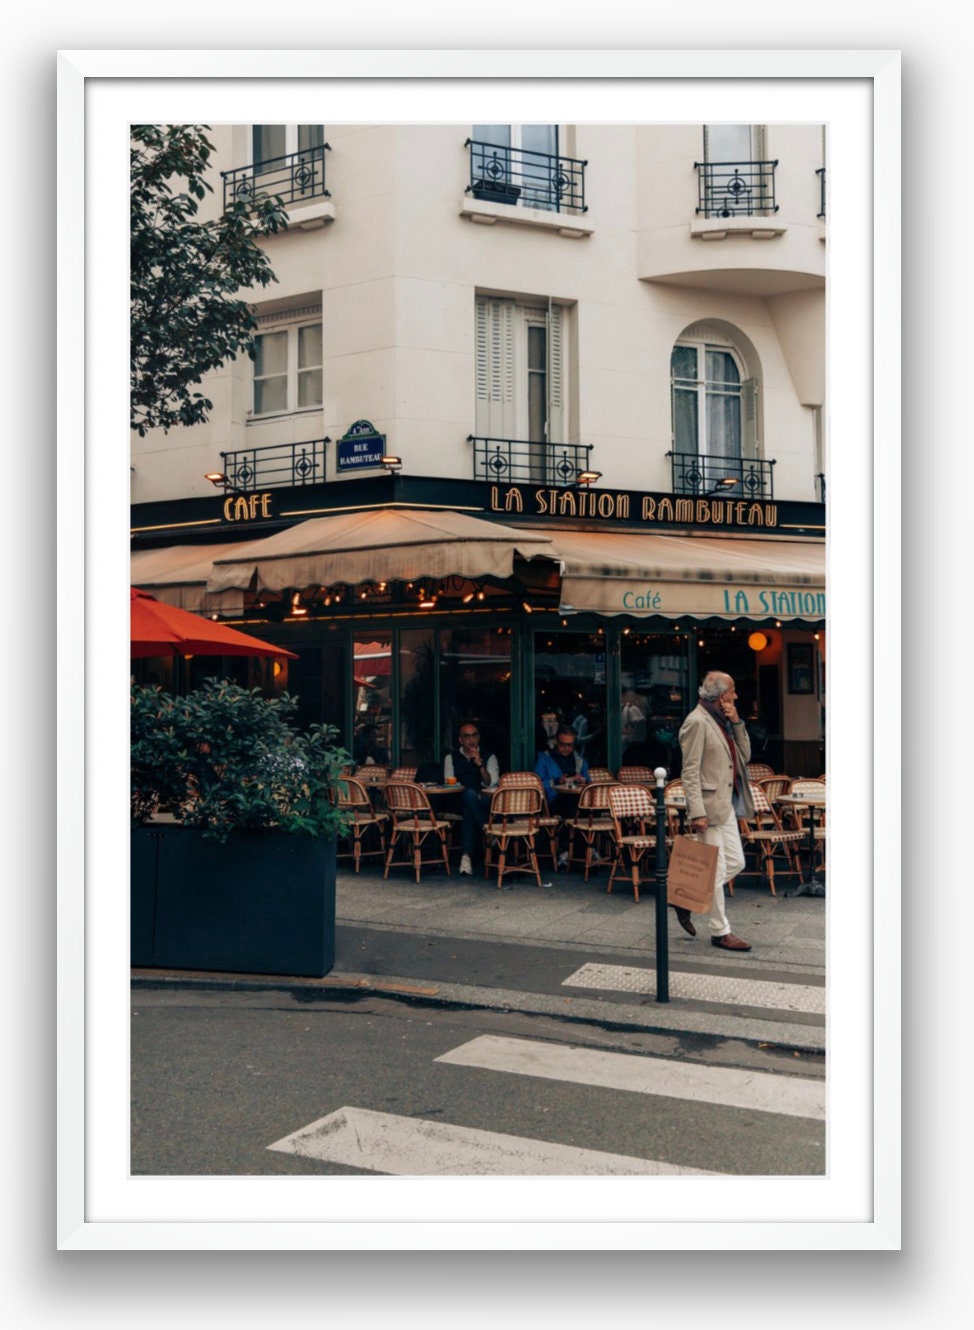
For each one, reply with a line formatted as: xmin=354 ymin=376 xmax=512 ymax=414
xmin=337 ymin=419 xmax=386 ymax=472
xmin=490 ymin=483 xmax=781 ymax=531
xmin=223 ymin=491 xmax=274 ymax=522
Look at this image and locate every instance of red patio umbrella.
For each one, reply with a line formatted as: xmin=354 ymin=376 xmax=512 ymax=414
xmin=130 ymin=587 xmax=298 ymax=660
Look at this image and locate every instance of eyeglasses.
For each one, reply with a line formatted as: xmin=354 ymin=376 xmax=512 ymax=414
xmin=556 ymin=740 xmax=575 ymax=748
xmin=460 ymin=731 xmax=479 ymax=738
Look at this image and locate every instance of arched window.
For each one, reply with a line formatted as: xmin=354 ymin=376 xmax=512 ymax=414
xmin=670 ymin=326 xmax=759 ymax=492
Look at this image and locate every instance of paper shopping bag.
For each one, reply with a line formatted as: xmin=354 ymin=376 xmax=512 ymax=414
xmin=666 ymin=836 xmax=719 ymax=914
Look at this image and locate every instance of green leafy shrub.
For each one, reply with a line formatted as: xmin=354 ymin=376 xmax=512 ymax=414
xmin=131 ymin=679 xmax=350 ymax=843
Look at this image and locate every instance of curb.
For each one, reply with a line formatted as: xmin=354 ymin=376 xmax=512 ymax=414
xmin=131 ymin=966 xmax=826 ymax=1055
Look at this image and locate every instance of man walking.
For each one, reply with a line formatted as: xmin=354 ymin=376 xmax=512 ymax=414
xmin=677 ymin=671 xmax=753 ymax=951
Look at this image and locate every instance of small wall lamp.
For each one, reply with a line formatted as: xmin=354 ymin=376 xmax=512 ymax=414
xmin=576 ymin=470 xmax=602 ymax=485
xmin=747 ymin=631 xmax=769 ymax=652
xmin=381 ymin=455 xmax=402 ymax=473
xmin=204 ymin=471 xmax=227 ymax=487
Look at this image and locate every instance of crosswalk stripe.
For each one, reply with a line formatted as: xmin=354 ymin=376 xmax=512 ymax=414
xmin=435 ymin=1035 xmax=825 ymax=1120
xmin=267 ymin=1106 xmax=720 ymax=1175
xmin=562 ymin=961 xmax=826 ymax=1015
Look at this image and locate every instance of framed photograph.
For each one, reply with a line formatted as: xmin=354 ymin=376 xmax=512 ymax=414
xmin=62 ymin=46 xmax=900 ymax=1254
xmin=788 ymin=643 xmax=816 ymax=694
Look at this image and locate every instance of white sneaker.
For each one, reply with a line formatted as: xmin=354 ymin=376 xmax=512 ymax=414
xmin=557 ymin=851 xmax=570 ymax=869
xmin=459 ymin=854 xmax=473 ymax=875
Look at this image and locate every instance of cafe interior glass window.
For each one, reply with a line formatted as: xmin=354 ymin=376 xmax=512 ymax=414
xmin=253 ymin=318 xmax=323 ymax=416
xmin=670 ymin=331 xmax=756 ymax=479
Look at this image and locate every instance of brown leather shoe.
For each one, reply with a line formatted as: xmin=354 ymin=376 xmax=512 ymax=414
xmin=673 ymin=906 xmax=696 ymax=937
xmin=711 ymin=933 xmax=752 ymax=951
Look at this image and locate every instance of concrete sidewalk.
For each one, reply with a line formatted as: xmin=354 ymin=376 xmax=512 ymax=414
xmin=133 ymin=857 xmax=827 ymax=1052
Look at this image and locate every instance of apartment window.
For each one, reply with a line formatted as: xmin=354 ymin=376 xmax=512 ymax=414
xmin=253 ymin=124 xmax=325 ymax=175
xmin=670 ymin=328 xmax=767 ymax=495
xmin=671 ymin=337 xmax=755 ymax=459
xmin=471 ymin=124 xmax=561 ymax=211
xmin=253 ymin=315 xmax=322 ymax=416
xmin=475 ymin=296 xmax=566 ymax=442
xmin=699 ymin=124 xmax=774 ymax=218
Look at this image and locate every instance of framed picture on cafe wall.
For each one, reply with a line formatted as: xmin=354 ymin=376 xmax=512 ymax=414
xmin=787 ymin=642 xmax=816 ymax=695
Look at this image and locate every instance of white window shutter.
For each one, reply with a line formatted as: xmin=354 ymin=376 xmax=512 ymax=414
xmin=475 ymin=298 xmax=516 ymax=437
xmin=741 ymin=378 xmax=758 ymax=457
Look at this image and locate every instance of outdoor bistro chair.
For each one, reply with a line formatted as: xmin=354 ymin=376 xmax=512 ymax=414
xmin=617 ymin=765 xmax=654 ymax=786
xmin=746 ymin=762 xmax=776 ymax=783
xmin=389 ymin=766 xmax=417 ymax=783
xmin=499 ymin=771 xmax=562 ymax=869
xmin=606 ymin=784 xmax=658 ymax=902
xmin=484 ymin=785 xmax=544 ymax=889
xmin=334 ymin=777 xmax=389 ymax=873
xmin=783 ymin=779 xmax=827 ymax=873
xmin=382 ymin=781 xmax=452 ymax=883
xmin=587 ymin=767 xmax=614 ymax=784
xmin=757 ymin=774 xmax=792 ymax=803
xmin=736 ymin=782 xmax=804 ymax=895
xmin=568 ymin=780 xmax=621 ymax=880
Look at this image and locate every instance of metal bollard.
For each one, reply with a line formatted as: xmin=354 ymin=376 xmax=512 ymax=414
xmin=653 ymin=766 xmax=670 ymax=1003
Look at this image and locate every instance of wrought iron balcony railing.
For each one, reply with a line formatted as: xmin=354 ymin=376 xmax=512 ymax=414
xmin=667 ymin=451 xmax=776 ymax=501
xmin=469 ymin=436 xmax=594 ymax=486
xmin=816 ymin=166 xmax=826 ymax=220
xmin=465 ymin=139 xmax=587 ymax=214
xmin=220 ymin=439 xmax=329 ymax=491
xmin=221 ymin=144 xmax=331 ymax=211
xmin=694 ymin=159 xmax=779 ymax=219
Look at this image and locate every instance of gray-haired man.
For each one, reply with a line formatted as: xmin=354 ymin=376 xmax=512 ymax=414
xmin=677 ymin=671 xmax=754 ymax=951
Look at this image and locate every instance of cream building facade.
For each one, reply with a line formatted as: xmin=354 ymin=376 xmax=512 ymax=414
xmin=131 ymin=121 xmax=827 ymax=778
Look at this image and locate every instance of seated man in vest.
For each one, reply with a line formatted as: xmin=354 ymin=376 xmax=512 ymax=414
xmin=444 ymin=722 xmax=500 ymax=875
xmin=535 ymin=724 xmax=591 ymax=869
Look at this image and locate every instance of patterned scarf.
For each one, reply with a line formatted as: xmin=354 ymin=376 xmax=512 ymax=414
xmin=702 ymin=699 xmax=744 ymax=799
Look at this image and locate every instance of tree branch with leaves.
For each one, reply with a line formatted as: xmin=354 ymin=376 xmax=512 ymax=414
xmin=130 ymin=124 xmax=288 ymax=436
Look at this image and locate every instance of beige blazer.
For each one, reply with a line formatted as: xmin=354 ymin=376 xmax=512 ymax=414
xmin=678 ymin=703 xmax=754 ymax=825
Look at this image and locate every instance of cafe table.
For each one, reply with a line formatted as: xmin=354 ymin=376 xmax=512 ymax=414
xmin=773 ymin=792 xmax=826 ymax=896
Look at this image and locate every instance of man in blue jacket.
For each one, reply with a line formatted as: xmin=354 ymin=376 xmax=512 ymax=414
xmin=535 ymin=725 xmax=590 ymax=868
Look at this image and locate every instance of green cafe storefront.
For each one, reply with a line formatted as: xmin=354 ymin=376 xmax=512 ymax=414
xmin=131 ymin=475 xmax=826 ymax=779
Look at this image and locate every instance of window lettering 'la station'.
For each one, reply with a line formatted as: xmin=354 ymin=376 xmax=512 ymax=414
xmin=490 ymin=485 xmax=778 ymax=529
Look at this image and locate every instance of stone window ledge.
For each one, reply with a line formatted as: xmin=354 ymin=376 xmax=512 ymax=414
xmin=286 ymin=200 xmax=337 ymax=230
xmin=690 ymin=217 xmax=787 ymax=241
xmin=459 ymin=197 xmax=593 ymax=239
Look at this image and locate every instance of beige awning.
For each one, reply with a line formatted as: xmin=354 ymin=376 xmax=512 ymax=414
xmin=130 ymin=543 xmax=253 ymax=615
xmin=206 ymin=508 xmax=556 ymax=594
xmin=531 ymin=530 xmax=825 ymax=621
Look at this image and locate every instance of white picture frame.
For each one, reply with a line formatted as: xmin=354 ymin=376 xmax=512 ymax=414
xmin=59 ymin=48 xmax=900 ymax=1253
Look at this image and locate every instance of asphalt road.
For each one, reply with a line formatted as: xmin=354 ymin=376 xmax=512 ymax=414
xmin=131 ymin=986 xmax=825 ymax=1176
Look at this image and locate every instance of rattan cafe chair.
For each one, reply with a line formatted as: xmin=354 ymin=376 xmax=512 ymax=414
xmin=586 ymin=767 xmax=614 ymax=784
xmin=746 ymin=762 xmax=775 ymax=783
xmin=785 ymin=779 xmax=827 ymax=872
xmin=568 ymin=780 xmax=620 ymax=880
xmin=606 ymin=784 xmax=658 ymax=903
xmin=334 ymin=776 xmax=389 ymax=873
xmin=484 ymin=785 xmax=543 ymax=889
xmin=617 ymin=765 xmax=654 ymax=786
xmin=499 ymin=771 xmax=562 ymax=870
xmin=736 ymin=782 xmax=804 ymax=895
xmin=382 ymin=781 xmax=451 ymax=883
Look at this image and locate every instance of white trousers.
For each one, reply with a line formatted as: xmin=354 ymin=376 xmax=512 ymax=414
xmin=695 ymin=811 xmax=746 ymax=937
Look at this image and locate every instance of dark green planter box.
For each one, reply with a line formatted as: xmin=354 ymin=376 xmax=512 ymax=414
xmin=131 ymin=825 xmax=336 ymax=977
xmin=471 ymin=180 xmax=521 ymax=205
